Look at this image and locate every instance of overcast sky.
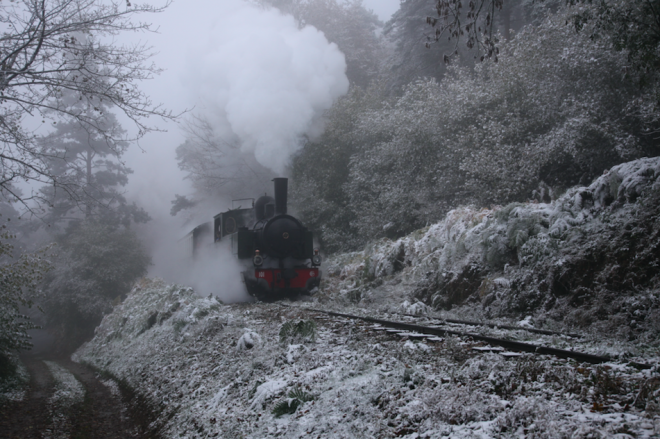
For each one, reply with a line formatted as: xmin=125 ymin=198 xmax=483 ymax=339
xmin=362 ymin=0 xmax=400 ymax=21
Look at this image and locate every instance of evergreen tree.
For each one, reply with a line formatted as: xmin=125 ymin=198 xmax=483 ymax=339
xmin=383 ymin=0 xmax=452 ymax=92
xmin=39 ymin=94 xmax=150 ymax=228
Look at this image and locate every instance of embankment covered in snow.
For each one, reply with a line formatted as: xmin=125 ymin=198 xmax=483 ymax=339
xmin=321 ymin=157 xmax=660 ymax=342
xmin=73 ymin=157 xmax=660 ymax=437
xmin=76 ymin=279 xmax=660 ymax=438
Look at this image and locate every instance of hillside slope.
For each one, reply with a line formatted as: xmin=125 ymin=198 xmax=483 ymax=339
xmin=75 ymin=280 xmax=659 ymax=438
xmin=321 ymin=157 xmax=660 ymax=342
xmin=72 ymin=158 xmax=660 ymax=438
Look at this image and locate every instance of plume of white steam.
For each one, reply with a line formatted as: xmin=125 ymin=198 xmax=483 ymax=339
xmin=146 ymin=225 xmax=252 ymax=303
xmin=185 ymin=0 xmax=349 ymax=173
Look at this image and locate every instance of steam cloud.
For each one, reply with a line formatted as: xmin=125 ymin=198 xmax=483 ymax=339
xmin=185 ymin=0 xmax=349 ymax=173
xmin=132 ymin=0 xmax=349 ymax=301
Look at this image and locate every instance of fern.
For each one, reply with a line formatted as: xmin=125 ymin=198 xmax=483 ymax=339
xmin=272 ymin=388 xmax=315 ymax=417
xmin=279 ymin=320 xmax=316 ymax=343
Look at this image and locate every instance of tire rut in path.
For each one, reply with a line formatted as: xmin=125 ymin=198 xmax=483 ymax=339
xmin=1 ymin=356 xmax=160 ymax=439
xmin=56 ymin=358 xmax=140 ymax=439
xmin=0 ymin=357 xmax=54 ymax=439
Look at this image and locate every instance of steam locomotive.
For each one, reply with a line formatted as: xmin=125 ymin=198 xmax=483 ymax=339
xmin=190 ymin=178 xmax=321 ymax=300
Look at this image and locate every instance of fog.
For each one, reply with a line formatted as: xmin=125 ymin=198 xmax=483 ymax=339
xmin=121 ymin=0 xmax=363 ymax=300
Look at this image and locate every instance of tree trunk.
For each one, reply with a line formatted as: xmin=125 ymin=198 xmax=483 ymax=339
xmin=85 ymin=149 xmax=93 ymax=219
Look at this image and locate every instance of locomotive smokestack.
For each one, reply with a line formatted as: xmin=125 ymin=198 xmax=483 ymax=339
xmin=273 ymin=178 xmax=288 ymax=215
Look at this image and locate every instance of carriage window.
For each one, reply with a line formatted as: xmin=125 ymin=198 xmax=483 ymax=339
xmin=225 ymin=217 xmax=237 ymax=234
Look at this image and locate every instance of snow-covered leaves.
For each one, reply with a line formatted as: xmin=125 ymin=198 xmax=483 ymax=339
xmin=278 ymin=320 xmax=316 ymax=344
xmin=293 ymin=4 xmax=658 ymax=251
xmin=0 ymin=229 xmax=51 ymax=356
xmin=76 ymin=281 xmax=660 ymax=437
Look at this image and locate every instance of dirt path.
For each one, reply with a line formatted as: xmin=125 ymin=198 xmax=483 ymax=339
xmin=0 ymin=357 xmax=54 ymax=439
xmin=0 ymin=356 xmax=159 ymax=439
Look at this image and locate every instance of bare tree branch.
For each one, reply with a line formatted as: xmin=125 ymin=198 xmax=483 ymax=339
xmin=427 ymin=0 xmax=503 ymax=62
xmin=0 ymin=0 xmax=178 ymax=210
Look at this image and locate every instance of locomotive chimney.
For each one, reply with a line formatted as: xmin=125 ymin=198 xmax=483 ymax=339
xmin=273 ymin=178 xmax=288 ymax=215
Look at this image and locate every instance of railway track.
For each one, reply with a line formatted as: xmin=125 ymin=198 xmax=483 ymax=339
xmin=396 ymin=313 xmax=582 ymax=338
xmin=284 ymin=305 xmax=652 ymax=370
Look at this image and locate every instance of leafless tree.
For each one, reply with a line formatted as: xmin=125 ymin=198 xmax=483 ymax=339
xmin=427 ymin=0 xmax=504 ymax=62
xmin=0 ymin=0 xmax=175 ymax=209
xmin=175 ymin=114 xmax=274 ymax=203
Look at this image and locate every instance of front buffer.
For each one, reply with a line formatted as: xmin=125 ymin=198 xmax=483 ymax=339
xmin=243 ymin=267 xmax=321 ymax=301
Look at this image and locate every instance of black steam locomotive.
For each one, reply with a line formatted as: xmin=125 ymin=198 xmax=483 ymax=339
xmin=190 ymin=178 xmax=321 ymax=300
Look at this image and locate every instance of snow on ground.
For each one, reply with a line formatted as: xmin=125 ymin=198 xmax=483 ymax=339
xmin=76 ymin=278 xmax=660 ymax=438
xmin=74 ymin=158 xmax=660 ymax=437
xmin=43 ymin=360 xmax=85 ymax=439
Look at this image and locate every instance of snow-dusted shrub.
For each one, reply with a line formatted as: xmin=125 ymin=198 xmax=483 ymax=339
xmin=425 ymin=385 xmax=503 ymax=424
xmin=279 ymin=320 xmax=316 ymax=344
xmin=0 ymin=229 xmax=51 ymax=359
xmin=400 ymin=300 xmax=430 ymax=316
xmin=271 ymin=387 xmax=315 ymax=417
xmin=493 ymin=396 xmax=567 ymax=438
xmin=0 ymin=352 xmax=29 ymax=402
xmin=237 ymin=329 xmax=262 ymax=350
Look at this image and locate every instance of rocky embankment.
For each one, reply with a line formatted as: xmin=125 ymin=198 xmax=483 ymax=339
xmin=322 ymin=157 xmax=660 ymax=343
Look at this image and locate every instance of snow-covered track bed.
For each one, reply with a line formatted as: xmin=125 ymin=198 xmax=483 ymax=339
xmin=286 ymin=304 xmax=652 ymax=369
xmin=76 ymin=280 xmax=660 ymax=438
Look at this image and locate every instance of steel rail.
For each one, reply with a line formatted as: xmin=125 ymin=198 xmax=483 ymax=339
xmin=392 ymin=311 xmax=583 ymax=338
xmin=436 ymin=317 xmax=582 ymax=338
xmin=297 ymin=307 xmax=652 ymax=370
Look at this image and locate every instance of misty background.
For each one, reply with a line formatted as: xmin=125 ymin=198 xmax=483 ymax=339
xmin=124 ymin=0 xmax=399 ymax=217
xmin=2 ymin=0 xmax=659 ymax=356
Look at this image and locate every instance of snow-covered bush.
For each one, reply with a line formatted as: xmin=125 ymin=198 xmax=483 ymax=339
xmin=271 ymin=387 xmax=315 ymax=417
xmin=279 ymin=320 xmax=316 ymax=344
xmin=0 ymin=228 xmax=51 ymax=365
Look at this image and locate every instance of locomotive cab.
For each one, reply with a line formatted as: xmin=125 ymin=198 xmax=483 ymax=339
xmin=213 ymin=199 xmax=255 ymax=242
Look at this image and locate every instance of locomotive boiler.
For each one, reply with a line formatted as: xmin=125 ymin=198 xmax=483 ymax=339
xmin=190 ymin=178 xmax=321 ymax=300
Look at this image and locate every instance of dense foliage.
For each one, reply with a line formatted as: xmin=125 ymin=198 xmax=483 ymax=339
xmin=0 ymin=0 xmax=167 ymax=359
xmin=41 ymin=221 xmax=150 ymax=352
xmin=0 ymin=225 xmax=51 ymax=359
xmin=291 ymin=2 xmax=660 ymax=253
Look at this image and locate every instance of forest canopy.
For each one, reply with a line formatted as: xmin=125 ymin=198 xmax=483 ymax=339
xmin=285 ymin=0 xmax=660 ymax=253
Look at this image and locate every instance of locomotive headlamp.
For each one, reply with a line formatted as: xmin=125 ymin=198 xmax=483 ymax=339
xmin=253 ymin=249 xmax=264 ymax=266
xmin=312 ymin=248 xmax=322 ymax=266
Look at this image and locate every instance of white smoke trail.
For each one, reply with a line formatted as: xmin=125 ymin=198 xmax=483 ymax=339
xmin=184 ymin=0 xmax=349 ymax=174
xmin=129 ymin=0 xmax=349 ymax=301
